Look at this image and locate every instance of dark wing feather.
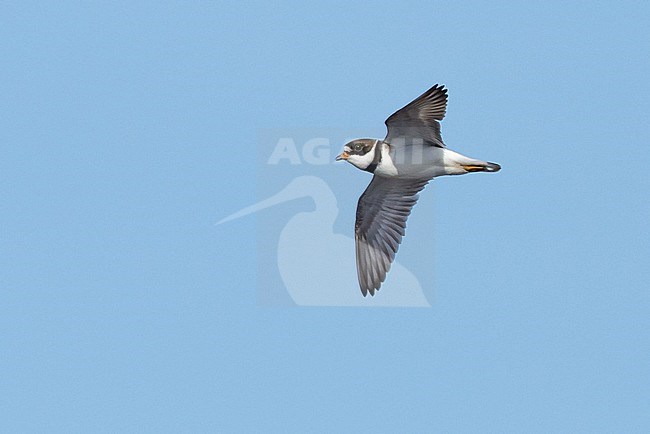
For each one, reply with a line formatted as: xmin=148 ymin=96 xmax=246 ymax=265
xmin=384 ymin=84 xmax=448 ymax=148
xmin=354 ymin=176 xmax=430 ymax=296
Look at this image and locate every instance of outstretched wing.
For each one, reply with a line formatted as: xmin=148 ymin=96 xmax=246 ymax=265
xmin=384 ymin=84 xmax=448 ymax=148
xmin=354 ymin=176 xmax=430 ymax=296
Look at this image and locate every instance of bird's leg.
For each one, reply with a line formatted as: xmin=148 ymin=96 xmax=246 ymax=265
xmin=462 ymin=162 xmax=501 ymax=173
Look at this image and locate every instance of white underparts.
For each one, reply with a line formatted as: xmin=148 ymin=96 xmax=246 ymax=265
xmin=348 ymin=140 xmax=491 ymax=179
xmin=373 ymin=143 xmax=398 ymax=177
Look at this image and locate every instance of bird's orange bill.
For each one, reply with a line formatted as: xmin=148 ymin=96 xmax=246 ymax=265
xmin=335 ymin=151 xmax=349 ymax=161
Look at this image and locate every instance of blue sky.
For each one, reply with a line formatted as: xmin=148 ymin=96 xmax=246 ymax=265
xmin=1 ymin=1 xmax=649 ymax=432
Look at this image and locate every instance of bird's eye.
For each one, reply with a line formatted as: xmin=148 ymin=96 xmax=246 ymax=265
xmin=354 ymin=144 xmax=362 ymax=151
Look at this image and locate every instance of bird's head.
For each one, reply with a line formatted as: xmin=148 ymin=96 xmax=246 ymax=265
xmin=335 ymin=138 xmax=377 ymax=170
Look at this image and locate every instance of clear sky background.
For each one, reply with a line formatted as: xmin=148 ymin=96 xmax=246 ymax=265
xmin=2 ymin=1 xmax=649 ymax=432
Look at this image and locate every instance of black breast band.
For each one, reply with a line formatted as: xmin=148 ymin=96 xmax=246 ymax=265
xmin=364 ymin=140 xmax=382 ymax=173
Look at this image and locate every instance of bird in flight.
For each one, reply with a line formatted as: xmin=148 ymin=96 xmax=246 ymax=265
xmin=336 ymin=84 xmax=500 ymax=296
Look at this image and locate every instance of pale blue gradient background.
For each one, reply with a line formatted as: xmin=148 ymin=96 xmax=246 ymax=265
xmin=2 ymin=1 xmax=649 ymax=432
